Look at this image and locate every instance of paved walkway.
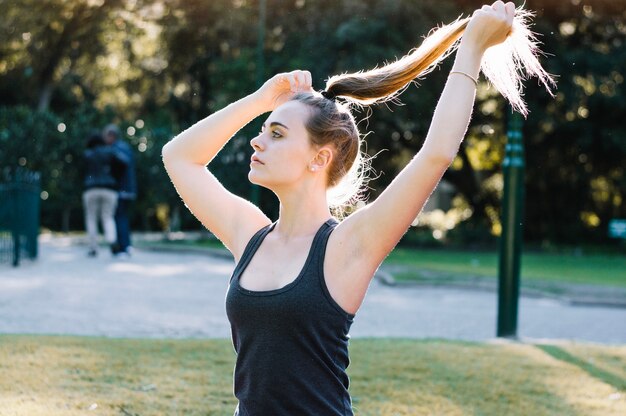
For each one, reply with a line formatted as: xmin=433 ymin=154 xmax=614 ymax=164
xmin=1 ymin=235 xmax=625 ymax=344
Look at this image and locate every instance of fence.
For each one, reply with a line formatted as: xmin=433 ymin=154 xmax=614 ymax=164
xmin=0 ymin=167 xmax=41 ymax=266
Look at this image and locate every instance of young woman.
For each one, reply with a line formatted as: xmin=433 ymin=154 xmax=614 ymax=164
xmin=162 ymin=2 xmax=552 ymax=414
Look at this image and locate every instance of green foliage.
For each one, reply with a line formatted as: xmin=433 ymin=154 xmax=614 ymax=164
xmin=0 ymin=106 xmax=80 ymax=228
xmin=522 ymin=0 xmax=626 ymax=242
xmin=0 ymin=0 xmax=624 ymax=243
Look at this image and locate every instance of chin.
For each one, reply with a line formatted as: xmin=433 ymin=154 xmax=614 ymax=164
xmin=248 ymin=171 xmax=257 ymax=184
xmin=248 ymin=170 xmax=266 ymax=187
xmin=249 ymin=170 xmax=284 ymax=193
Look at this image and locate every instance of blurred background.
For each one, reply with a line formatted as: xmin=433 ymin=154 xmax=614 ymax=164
xmin=0 ymin=0 xmax=624 ymax=250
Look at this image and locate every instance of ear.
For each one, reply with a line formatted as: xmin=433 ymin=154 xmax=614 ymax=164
xmin=309 ymin=146 xmax=333 ymax=172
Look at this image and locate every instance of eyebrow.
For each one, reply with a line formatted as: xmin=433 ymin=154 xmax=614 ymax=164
xmin=262 ymin=121 xmax=289 ymax=130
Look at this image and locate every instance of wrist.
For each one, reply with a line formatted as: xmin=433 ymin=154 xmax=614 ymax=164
xmin=458 ymin=36 xmax=487 ymax=57
xmin=452 ymin=39 xmax=484 ymax=77
xmin=245 ymin=90 xmax=273 ymax=115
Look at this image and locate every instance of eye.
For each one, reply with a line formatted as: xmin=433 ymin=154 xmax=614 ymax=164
xmin=271 ymin=129 xmax=283 ymax=139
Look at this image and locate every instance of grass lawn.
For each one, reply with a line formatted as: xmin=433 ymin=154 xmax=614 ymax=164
xmin=139 ymin=237 xmax=625 ymax=288
xmin=1 ymin=335 xmax=625 ymax=415
xmin=385 ymin=248 xmax=626 ymax=287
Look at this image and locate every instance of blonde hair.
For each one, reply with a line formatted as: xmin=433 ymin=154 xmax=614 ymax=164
xmin=294 ymin=6 xmax=554 ymax=210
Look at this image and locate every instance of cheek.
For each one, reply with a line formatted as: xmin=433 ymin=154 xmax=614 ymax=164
xmin=248 ymin=158 xmax=306 ymax=186
xmin=275 ymin=159 xmax=306 ymax=180
xmin=276 ymin=143 xmax=309 ymax=170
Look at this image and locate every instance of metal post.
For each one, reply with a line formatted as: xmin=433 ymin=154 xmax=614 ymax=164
xmin=12 ymin=186 xmax=20 ymax=267
xmin=250 ymin=0 xmax=266 ymax=205
xmin=497 ymin=111 xmax=524 ymax=338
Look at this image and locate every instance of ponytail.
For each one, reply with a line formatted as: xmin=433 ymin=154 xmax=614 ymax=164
xmin=297 ymin=6 xmax=555 ymax=212
xmin=324 ymin=7 xmax=555 ymax=115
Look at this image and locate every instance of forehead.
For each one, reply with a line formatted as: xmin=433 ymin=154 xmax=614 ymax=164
xmin=267 ymin=100 xmax=310 ymax=128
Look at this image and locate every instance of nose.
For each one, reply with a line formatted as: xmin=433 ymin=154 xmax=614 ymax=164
xmin=250 ymin=134 xmax=264 ymax=151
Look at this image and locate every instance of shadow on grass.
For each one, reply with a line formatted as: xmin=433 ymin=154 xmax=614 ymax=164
xmin=537 ymin=344 xmax=626 ymax=391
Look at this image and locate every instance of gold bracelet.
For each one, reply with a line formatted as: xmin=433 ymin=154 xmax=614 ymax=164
xmin=450 ymin=71 xmax=478 ymax=87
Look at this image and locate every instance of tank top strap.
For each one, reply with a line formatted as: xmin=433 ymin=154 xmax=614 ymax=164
xmin=309 ymin=218 xmax=338 ymax=264
xmin=303 ymin=218 xmax=335 ymax=256
xmin=230 ymin=222 xmax=276 ymax=283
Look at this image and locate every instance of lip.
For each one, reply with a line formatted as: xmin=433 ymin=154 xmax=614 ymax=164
xmin=250 ymin=155 xmax=264 ymax=165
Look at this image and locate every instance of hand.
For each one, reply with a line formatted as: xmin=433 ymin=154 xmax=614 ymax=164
xmin=463 ymin=1 xmax=515 ymax=52
xmin=255 ymin=70 xmax=314 ymax=111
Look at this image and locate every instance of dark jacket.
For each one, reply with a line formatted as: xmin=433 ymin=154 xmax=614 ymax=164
xmin=83 ymin=145 xmax=128 ymax=191
xmin=112 ymin=140 xmax=137 ymax=200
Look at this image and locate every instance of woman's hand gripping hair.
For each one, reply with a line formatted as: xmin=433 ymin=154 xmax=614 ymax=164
xmin=256 ymin=70 xmax=315 ymax=111
xmin=463 ymin=1 xmax=516 ymax=52
xmin=473 ymin=1 xmax=556 ymax=115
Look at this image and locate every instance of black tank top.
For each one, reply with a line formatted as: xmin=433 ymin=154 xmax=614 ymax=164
xmin=225 ymin=218 xmax=355 ymax=416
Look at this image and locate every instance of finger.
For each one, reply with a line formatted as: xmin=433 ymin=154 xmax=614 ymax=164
xmin=277 ymin=74 xmax=290 ymax=89
xmin=303 ymin=70 xmax=313 ymax=89
xmin=491 ymin=1 xmax=509 ymax=24
xmin=294 ymin=71 xmax=306 ymax=91
xmin=481 ymin=5 xmax=491 ymax=12
xmin=505 ymin=2 xmax=515 ymax=17
xmin=298 ymin=70 xmax=313 ymax=92
xmin=492 ymin=0 xmax=505 ymax=11
xmin=286 ymin=74 xmax=297 ymax=92
xmin=504 ymin=3 xmax=515 ymax=28
xmin=289 ymin=70 xmax=305 ymax=91
xmin=297 ymin=71 xmax=313 ymax=93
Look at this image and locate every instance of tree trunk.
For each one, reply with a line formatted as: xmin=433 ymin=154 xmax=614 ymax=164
xmin=37 ymin=82 xmax=55 ymax=113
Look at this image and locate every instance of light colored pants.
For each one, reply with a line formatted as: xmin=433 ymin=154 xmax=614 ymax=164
xmin=83 ymin=188 xmax=118 ymax=252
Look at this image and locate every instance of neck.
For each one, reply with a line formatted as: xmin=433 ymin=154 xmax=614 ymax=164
xmin=273 ymin=186 xmax=332 ymax=240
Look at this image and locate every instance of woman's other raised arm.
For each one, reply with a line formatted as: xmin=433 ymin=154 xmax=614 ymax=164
xmin=339 ymin=2 xmax=516 ymax=268
xmin=162 ymin=71 xmax=313 ymax=260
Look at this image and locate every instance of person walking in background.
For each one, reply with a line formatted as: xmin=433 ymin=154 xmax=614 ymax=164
xmin=103 ymin=124 xmax=137 ymax=257
xmin=82 ymin=132 xmax=128 ymax=257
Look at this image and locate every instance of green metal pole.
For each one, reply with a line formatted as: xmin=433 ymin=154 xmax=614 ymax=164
xmin=497 ymin=111 xmax=525 ymax=338
xmin=250 ymin=0 xmax=266 ymax=206
xmin=11 ymin=176 xmax=20 ymax=267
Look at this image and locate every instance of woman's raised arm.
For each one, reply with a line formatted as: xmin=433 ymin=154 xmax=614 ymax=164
xmin=162 ymin=71 xmax=313 ymax=260
xmin=339 ymin=2 xmax=517 ymax=268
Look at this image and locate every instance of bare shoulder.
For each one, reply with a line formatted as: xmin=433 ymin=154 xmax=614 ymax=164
xmin=327 ymin=208 xmax=393 ymax=269
xmin=325 ymin=218 xmax=364 ymax=267
xmin=231 ymin=216 xmax=273 ymax=262
xmin=323 ymin=217 xmax=382 ymax=315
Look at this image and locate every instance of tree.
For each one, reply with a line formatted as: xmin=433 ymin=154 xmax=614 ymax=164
xmin=521 ymin=0 xmax=626 ymax=242
xmin=0 ymin=0 xmax=623 ymax=244
xmin=0 ymin=0 xmax=127 ymax=111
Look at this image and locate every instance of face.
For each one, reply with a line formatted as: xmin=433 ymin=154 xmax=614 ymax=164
xmin=249 ymin=100 xmax=319 ymax=191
